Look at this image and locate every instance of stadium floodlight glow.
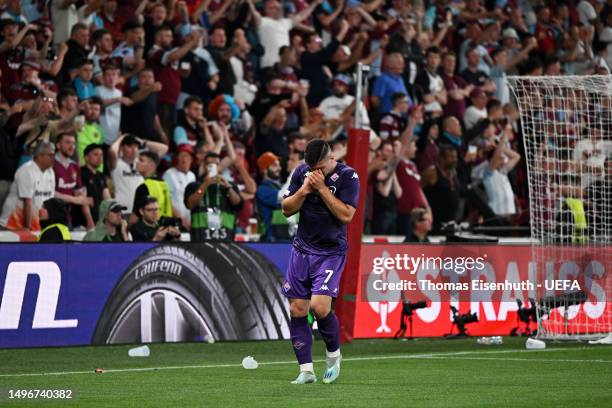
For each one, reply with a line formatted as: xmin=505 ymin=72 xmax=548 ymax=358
xmin=446 ymin=306 xmax=479 ymax=338
xmin=510 ymin=298 xmax=538 ymax=337
xmin=394 ymin=300 xmax=427 ymax=340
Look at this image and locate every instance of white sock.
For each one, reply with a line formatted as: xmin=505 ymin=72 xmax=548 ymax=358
xmin=300 ymin=363 xmax=314 ymax=373
xmin=326 ymin=349 xmax=340 ymax=359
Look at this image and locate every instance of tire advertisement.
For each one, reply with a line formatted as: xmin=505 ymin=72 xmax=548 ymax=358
xmin=0 ymin=243 xmax=292 ymax=348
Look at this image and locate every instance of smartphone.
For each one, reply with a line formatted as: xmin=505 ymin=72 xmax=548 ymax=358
xmin=207 ymin=163 xmax=218 ymax=178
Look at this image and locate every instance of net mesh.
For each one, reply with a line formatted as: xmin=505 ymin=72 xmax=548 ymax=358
xmin=507 ymin=76 xmax=611 ymax=340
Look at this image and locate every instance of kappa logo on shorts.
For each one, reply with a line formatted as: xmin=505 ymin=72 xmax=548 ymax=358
xmin=320 ymin=284 xmax=329 ymax=291
xmin=283 ymin=281 xmax=291 ymax=292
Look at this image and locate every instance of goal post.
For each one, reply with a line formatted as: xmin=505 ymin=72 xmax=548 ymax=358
xmin=506 ymin=75 xmax=612 ymax=341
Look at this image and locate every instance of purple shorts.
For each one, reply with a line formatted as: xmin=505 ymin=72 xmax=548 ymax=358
xmin=281 ymin=247 xmax=347 ymax=299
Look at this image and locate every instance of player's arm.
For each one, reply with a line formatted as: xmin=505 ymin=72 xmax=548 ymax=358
xmin=310 ymin=170 xmax=356 ymax=224
xmin=281 ymin=171 xmax=312 ymax=217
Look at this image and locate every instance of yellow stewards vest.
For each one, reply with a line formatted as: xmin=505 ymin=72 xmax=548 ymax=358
xmin=144 ymin=178 xmax=173 ymax=218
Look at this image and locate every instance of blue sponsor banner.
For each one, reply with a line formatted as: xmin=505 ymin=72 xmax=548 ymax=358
xmin=0 ymin=243 xmax=292 ymax=348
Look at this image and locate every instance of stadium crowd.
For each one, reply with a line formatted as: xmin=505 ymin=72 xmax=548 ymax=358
xmin=0 ymin=0 xmax=611 ymax=242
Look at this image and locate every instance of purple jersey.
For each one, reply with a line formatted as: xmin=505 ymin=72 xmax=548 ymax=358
xmin=284 ymin=163 xmax=360 ymax=255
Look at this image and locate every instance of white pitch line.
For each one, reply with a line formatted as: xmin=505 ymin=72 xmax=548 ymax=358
xmin=0 ymin=346 xmax=608 ymax=378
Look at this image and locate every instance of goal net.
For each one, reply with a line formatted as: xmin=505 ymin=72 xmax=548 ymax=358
xmin=507 ymin=76 xmax=611 ymax=341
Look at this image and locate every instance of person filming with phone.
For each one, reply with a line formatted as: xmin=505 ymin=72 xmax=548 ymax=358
xmin=184 ymin=152 xmax=243 ymax=242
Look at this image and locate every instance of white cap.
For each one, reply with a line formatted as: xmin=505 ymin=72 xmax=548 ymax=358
xmin=502 ymin=27 xmax=520 ymax=40
xmin=601 ymin=26 xmax=612 ymax=43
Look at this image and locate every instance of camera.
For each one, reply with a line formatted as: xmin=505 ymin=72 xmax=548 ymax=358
xmin=159 ymin=217 xmax=181 ymax=228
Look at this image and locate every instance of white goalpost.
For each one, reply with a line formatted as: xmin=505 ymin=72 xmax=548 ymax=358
xmin=506 ymin=75 xmax=612 ymax=341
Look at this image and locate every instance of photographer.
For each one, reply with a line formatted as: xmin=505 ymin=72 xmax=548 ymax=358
xmin=184 ymin=152 xmax=243 ymax=242
xmin=129 ymin=196 xmax=181 ymax=242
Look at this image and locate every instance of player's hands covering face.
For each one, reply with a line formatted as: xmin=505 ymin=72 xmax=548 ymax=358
xmin=308 ymin=170 xmax=326 ymax=193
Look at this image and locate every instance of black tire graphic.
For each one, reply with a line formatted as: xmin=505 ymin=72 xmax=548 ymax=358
xmin=92 ymin=244 xmax=290 ymax=344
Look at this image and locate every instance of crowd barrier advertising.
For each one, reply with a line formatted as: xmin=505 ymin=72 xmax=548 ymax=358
xmin=1 ymin=243 xmax=610 ymax=348
xmin=355 ymin=244 xmax=611 ymax=338
xmin=0 ymin=243 xmax=291 ymax=348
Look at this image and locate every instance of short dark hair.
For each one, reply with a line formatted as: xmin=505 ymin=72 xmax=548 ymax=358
xmin=140 ymin=150 xmax=160 ymax=167
xmin=426 ymin=46 xmax=440 ymax=56
xmin=56 ymin=132 xmax=76 ymax=143
xmin=79 ymin=59 xmax=94 ymax=68
xmin=184 ymin=96 xmax=203 ymax=108
xmin=392 ymin=92 xmax=408 ymax=106
xmin=205 ymin=152 xmax=220 ymax=161
xmin=439 ymin=143 xmax=456 ymax=158
xmin=288 ymin=132 xmax=306 ymax=145
xmin=88 ymin=96 xmax=103 ymax=107
xmin=92 ymin=28 xmax=110 ymax=43
xmin=71 ymin=23 xmax=88 ymax=36
xmin=304 ymin=139 xmax=330 ymax=167
xmin=57 ymin=88 xmax=77 ymax=106
xmin=279 ymin=45 xmax=291 ymax=57
xmin=486 ymin=99 xmax=502 ymax=113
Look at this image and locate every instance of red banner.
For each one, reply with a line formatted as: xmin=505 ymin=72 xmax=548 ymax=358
xmin=354 ymin=245 xmax=611 ymax=338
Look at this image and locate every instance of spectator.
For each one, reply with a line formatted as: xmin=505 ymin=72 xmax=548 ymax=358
xmin=415 ymin=46 xmax=447 ymax=110
xmin=372 ymin=140 xmax=402 ymax=234
xmin=0 ymin=142 xmax=56 ymax=231
xmin=131 ymin=150 xmax=173 ymax=222
xmin=441 ymin=51 xmax=473 ymax=121
xmin=319 ymin=73 xmax=370 ymax=139
xmin=179 ymin=28 xmax=219 ymax=106
xmin=72 ymin=59 xmax=96 ymax=101
xmin=256 ymin=152 xmax=285 ymax=241
xmin=184 ymin=152 xmax=243 ymax=242
xmin=61 ymin=23 xmax=90 ymax=84
xmin=300 ymin=20 xmax=350 ymax=106
xmin=255 ymin=102 xmax=292 ymax=158
xmin=403 ymin=207 xmax=433 ymax=243
xmin=207 ymin=27 xmax=239 ymax=96
xmin=482 ymin=131 xmax=521 ymax=216
xmin=163 ymin=143 xmax=197 ymax=230
xmin=53 ymin=132 xmax=94 ymax=229
xmin=76 ymin=96 xmax=104 ymax=167
xmin=38 ymin=198 xmax=71 ymax=242
xmin=460 ymin=45 xmax=496 ymax=93
xmin=129 ymin=195 xmax=181 ymax=241
xmin=109 ymin=135 xmax=141 ymax=213
xmin=372 ymin=53 xmax=409 ymax=114
xmin=111 ymin=20 xmax=146 ymax=79
xmin=81 ymin=143 xmax=110 ymax=223
xmin=174 ymin=96 xmax=212 ymax=148
xmin=96 ymin=65 xmax=132 ymax=148
xmin=121 ymin=68 xmax=166 ymax=142
xmin=250 ymin=0 xmax=322 ymax=69
xmin=90 ymin=29 xmax=115 ymax=81
xmin=83 ymin=199 xmax=130 ymax=241
xmin=415 ymin=119 xmax=441 ymax=172
xmin=148 ymin=25 xmax=200 ymax=139
xmin=396 ymin=133 xmax=431 ymax=236
xmin=378 ymin=93 xmax=410 ymax=140
xmin=423 ymin=144 xmax=460 ymax=232
xmin=463 ymin=88 xmax=488 ymax=130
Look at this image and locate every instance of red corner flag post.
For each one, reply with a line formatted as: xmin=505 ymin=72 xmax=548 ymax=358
xmin=336 ymin=127 xmax=369 ymax=343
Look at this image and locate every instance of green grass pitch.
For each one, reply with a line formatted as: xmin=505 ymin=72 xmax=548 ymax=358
xmin=0 ymin=338 xmax=610 ymax=407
